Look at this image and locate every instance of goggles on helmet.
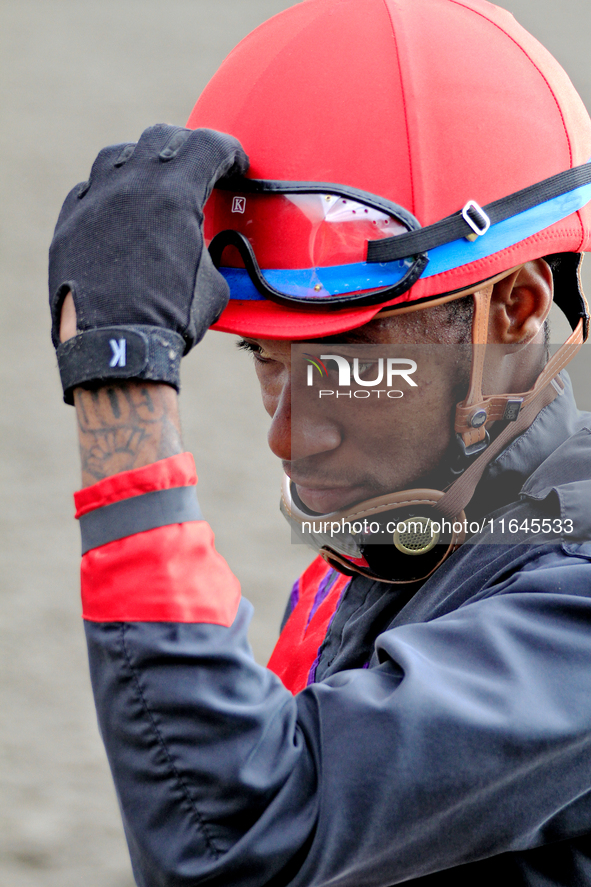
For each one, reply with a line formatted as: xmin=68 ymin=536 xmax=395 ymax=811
xmin=206 ymin=180 xmax=427 ymax=308
xmin=205 ymin=163 xmax=591 ymax=310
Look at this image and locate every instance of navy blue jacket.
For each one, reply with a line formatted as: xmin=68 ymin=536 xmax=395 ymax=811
xmin=80 ymin=373 xmax=591 ymax=886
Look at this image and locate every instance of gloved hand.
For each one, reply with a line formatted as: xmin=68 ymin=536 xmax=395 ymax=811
xmin=49 ymin=125 xmax=249 ymax=403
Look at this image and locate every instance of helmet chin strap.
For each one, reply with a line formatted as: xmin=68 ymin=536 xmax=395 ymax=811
xmin=444 ymin=283 xmax=588 ymax=520
xmin=281 ymin=280 xmax=588 ymax=584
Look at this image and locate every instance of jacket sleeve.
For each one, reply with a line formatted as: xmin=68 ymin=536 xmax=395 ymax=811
xmin=79 ymin=454 xmax=591 ymax=887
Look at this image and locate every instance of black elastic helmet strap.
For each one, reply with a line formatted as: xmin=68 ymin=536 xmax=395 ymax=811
xmin=367 ymin=162 xmax=591 ymax=264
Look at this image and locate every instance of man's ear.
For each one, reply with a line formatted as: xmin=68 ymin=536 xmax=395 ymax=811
xmin=487 ymin=259 xmax=553 ymax=345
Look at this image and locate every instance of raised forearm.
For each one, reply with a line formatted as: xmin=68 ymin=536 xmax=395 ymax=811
xmin=73 ymin=382 xmax=182 ymax=487
xmin=51 ymin=127 xmax=247 ymax=483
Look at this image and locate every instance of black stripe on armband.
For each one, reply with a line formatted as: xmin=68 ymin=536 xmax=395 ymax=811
xmin=79 ymin=486 xmax=204 ymax=554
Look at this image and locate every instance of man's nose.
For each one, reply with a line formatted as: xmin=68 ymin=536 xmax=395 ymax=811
xmin=267 ymin=382 xmax=342 ymax=462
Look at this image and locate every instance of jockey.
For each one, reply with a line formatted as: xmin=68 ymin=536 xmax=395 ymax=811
xmin=49 ymin=1 xmax=591 ymax=883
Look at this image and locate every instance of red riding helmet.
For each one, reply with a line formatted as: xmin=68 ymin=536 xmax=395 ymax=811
xmin=188 ymin=0 xmax=591 ymax=341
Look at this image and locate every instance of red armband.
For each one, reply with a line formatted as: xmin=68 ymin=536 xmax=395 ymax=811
xmin=75 ymin=454 xmax=241 ymax=626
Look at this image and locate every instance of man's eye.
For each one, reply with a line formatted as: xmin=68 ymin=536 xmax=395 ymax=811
xmin=355 ymin=361 xmax=380 ymax=380
xmin=254 ymin=351 xmax=274 ymax=364
xmin=236 ymin=339 xmax=274 ymax=364
xmin=322 ymin=358 xmax=378 ymax=380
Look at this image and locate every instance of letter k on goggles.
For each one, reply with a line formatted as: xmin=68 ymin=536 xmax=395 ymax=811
xmin=205 ymin=164 xmax=591 ymax=308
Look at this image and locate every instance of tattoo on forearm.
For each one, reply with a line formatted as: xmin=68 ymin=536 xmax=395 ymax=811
xmin=74 ymin=382 xmax=182 ymax=485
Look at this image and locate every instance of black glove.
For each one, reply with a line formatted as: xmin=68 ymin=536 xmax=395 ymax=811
xmin=49 ymin=125 xmax=249 ymax=403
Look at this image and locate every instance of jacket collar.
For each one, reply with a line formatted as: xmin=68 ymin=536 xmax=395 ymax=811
xmin=475 ymin=372 xmax=591 ymax=530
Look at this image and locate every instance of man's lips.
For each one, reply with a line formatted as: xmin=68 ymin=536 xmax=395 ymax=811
xmin=294 ymin=485 xmax=368 ymax=514
xmin=287 ymin=472 xmax=370 ymax=514
xmin=283 ymin=459 xmax=378 ymax=512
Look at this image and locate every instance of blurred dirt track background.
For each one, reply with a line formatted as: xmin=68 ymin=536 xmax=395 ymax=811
xmin=1 ymin=1 xmax=590 ymax=884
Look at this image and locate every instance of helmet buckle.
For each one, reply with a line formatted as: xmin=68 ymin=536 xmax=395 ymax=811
xmin=462 ymin=200 xmax=491 ymax=241
xmin=502 ymin=398 xmax=524 ymax=422
xmin=455 ymin=429 xmax=490 ymax=460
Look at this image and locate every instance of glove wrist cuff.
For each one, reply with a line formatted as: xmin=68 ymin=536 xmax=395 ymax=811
xmin=57 ymin=325 xmax=185 ymax=405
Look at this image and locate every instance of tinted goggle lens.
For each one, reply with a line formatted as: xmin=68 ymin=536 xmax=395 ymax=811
xmin=205 ymin=186 xmax=426 ymax=305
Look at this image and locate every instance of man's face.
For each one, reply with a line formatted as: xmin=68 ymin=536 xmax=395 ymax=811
xmin=241 ymin=303 xmax=472 ymax=514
